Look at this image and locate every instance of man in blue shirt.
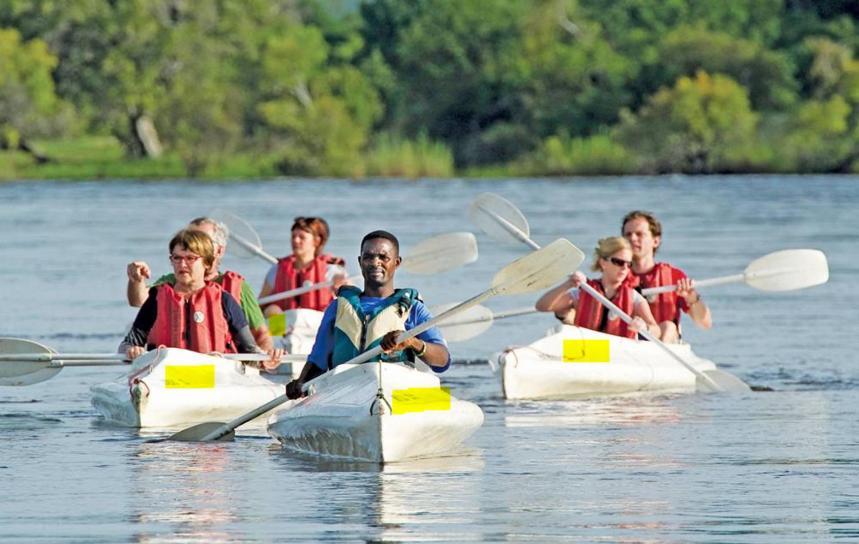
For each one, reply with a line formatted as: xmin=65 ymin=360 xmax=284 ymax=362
xmin=285 ymin=230 xmax=450 ymax=398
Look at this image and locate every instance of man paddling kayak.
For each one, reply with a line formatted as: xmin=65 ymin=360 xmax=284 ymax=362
xmin=126 ymin=217 xmax=274 ymax=350
xmin=622 ymin=211 xmax=711 ymax=343
xmin=120 ymin=229 xmax=281 ymax=363
xmin=284 ymin=230 xmax=450 ymax=399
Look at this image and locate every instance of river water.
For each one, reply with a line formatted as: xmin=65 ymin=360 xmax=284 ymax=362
xmin=1 ymin=175 xmax=856 ymax=542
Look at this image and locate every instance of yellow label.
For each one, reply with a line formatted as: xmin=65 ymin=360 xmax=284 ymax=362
xmin=165 ymin=365 xmax=216 ymax=388
xmin=562 ymin=339 xmax=610 ymax=363
xmin=268 ymin=313 xmax=287 ymax=337
xmin=392 ymin=387 xmax=451 ymax=415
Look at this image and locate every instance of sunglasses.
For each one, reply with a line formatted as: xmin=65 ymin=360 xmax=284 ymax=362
xmin=606 ymin=256 xmax=632 ymax=268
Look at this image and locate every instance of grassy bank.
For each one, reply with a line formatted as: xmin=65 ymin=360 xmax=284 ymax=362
xmin=3 ymin=135 xmax=857 ymax=182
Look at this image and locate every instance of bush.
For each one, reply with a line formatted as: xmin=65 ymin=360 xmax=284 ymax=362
xmin=364 ymin=134 xmax=454 ymax=178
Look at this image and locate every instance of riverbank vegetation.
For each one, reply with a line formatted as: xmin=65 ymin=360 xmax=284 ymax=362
xmin=1 ymin=0 xmax=857 ymax=180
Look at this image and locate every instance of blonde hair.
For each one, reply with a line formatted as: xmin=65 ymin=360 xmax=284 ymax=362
xmin=169 ymin=229 xmax=216 ymax=271
xmin=590 ymin=236 xmax=631 ymax=271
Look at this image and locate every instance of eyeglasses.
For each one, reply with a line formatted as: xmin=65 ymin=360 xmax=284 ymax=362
xmin=606 ymin=257 xmax=632 ymax=268
xmin=169 ymin=254 xmax=202 ymax=265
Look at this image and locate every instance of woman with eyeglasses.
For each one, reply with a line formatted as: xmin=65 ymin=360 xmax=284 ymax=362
xmin=535 ymin=236 xmax=660 ymax=339
xmin=120 ymin=229 xmax=283 ymax=362
xmin=259 ymin=217 xmax=348 ymax=316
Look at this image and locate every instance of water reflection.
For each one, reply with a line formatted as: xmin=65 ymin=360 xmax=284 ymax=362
xmin=128 ymin=441 xmax=243 ymax=543
xmin=266 ymin=446 xmax=485 ymax=542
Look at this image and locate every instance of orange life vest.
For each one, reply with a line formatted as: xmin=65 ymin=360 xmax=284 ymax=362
xmin=218 ymin=270 xmax=244 ymax=303
xmin=629 ymin=262 xmax=686 ymax=325
xmin=147 ymin=282 xmax=234 ymax=353
xmin=272 ymin=254 xmax=344 ymax=311
xmin=574 ymin=279 xmax=637 ymax=339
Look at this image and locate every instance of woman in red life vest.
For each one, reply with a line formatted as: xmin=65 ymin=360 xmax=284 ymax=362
xmin=534 ymin=236 xmax=661 ymax=339
xmin=258 ymin=217 xmax=348 ymax=316
xmin=120 ymin=229 xmax=283 ymax=363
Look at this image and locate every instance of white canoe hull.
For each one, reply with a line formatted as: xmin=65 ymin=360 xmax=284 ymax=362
xmin=501 ymin=325 xmax=718 ymax=400
xmin=90 ymin=348 xmax=294 ymax=428
xmin=267 ymin=362 xmax=484 ymax=463
xmin=271 ymin=308 xmax=323 ymax=378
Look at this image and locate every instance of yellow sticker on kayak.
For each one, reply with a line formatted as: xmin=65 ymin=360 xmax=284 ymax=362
xmin=562 ymin=339 xmax=610 ymax=363
xmin=268 ymin=313 xmax=287 ymax=337
xmin=392 ymin=387 xmax=451 ymax=415
xmin=164 ymin=365 xmax=216 ymax=388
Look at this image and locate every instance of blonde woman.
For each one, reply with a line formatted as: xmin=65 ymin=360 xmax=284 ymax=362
xmin=120 ymin=229 xmax=282 ymax=362
xmin=535 ymin=236 xmax=660 ymax=339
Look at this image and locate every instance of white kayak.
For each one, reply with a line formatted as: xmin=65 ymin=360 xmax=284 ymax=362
xmin=500 ymin=325 xmax=719 ymax=400
xmin=90 ymin=348 xmax=301 ymax=428
xmin=270 ymin=308 xmax=322 ymax=378
xmin=267 ymin=361 xmax=484 ymax=463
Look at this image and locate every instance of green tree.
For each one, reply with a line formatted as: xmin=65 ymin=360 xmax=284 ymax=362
xmin=256 ymin=24 xmax=382 ymax=176
xmin=617 ymin=71 xmax=759 ymax=173
xmin=0 ymin=28 xmax=72 ymax=160
xmin=655 ymin=26 xmax=797 ymax=110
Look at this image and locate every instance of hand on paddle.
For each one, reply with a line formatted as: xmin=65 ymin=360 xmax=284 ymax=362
xmin=675 ymin=277 xmax=700 ymax=305
xmin=125 ymin=345 xmax=145 ymax=361
xmin=380 ymin=330 xmax=423 ymax=355
xmin=261 ymin=348 xmax=286 ymax=372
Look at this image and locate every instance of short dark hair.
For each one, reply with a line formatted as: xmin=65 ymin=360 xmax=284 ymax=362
xmin=361 ymin=230 xmax=399 ymax=254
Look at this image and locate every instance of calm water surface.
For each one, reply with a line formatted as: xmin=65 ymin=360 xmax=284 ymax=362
xmin=1 ymin=175 xmax=857 ymax=542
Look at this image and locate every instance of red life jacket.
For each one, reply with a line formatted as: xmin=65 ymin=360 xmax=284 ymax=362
xmin=147 ymin=282 xmax=234 ymax=353
xmin=217 ymin=270 xmax=244 ymax=303
xmin=574 ymin=279 xmax=637 ymax=339
xmin=272 ymin=253 xmax=344 ymax=311
xmin=630 ymin=262 xmax=686 ymax=325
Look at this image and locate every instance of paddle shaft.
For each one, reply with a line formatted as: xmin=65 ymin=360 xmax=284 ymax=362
xmin=642 ymin=270 xmax=790 ymax=295
xmin=229 ymin=231 xmax=277 ymax=264
xmin=258 ymin=274 xmax=362 ymax=305
xmin=441 ymin=306 xmax=537 ymax=327
xmin=0 ymin=353 xmax=307 ymax=364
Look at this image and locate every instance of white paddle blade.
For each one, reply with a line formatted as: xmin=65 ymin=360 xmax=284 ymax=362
xmin=401 ymin=232 xmax=479 ymax=275
xmin=744 ymin=249 xmax=829 ymax=292
xmin=0 ymin=337 xmax=62 ymax=386
xmin=209 ymin=209 xmax=265 ymax=260
xmin=433 ymin=303 xmax=494 ymax=342
xmin=491 ymin=239 xmax=584 ymax=295
xmin=469 ymin=193 xmax=531 ymax=245
xmin=697 ymin=369 xmax=751 ymax=393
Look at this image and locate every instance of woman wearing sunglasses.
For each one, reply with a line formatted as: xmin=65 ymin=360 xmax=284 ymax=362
xmin=535 ymin=236 xmax=660 ymax=339
xmin=120 ymin=229 xmax=282 ymax=362
xmin=259 ymin=216 xmax=348 ymax=316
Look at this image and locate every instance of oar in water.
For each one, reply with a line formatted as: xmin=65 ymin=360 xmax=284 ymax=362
xmin=0 ymin=337 xmax=306 ymax=387
xmin=258 ymin=231 xmax=480 ymax=307
xmin=168 ymin=237 xmax=585 ymax=442
xmin=468 ymin=192 xmax=751 ymax=394
xmin=641 ymin=249 xmax=829 ymax=296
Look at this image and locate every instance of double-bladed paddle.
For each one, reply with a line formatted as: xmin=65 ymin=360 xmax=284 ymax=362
xmin=468 ymin=192 xmax=752 ymax=394
xmin=0 ymin=337 xmax=306 ymax=387
xmin=168 ymin=237 xmax=585 ymax=442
